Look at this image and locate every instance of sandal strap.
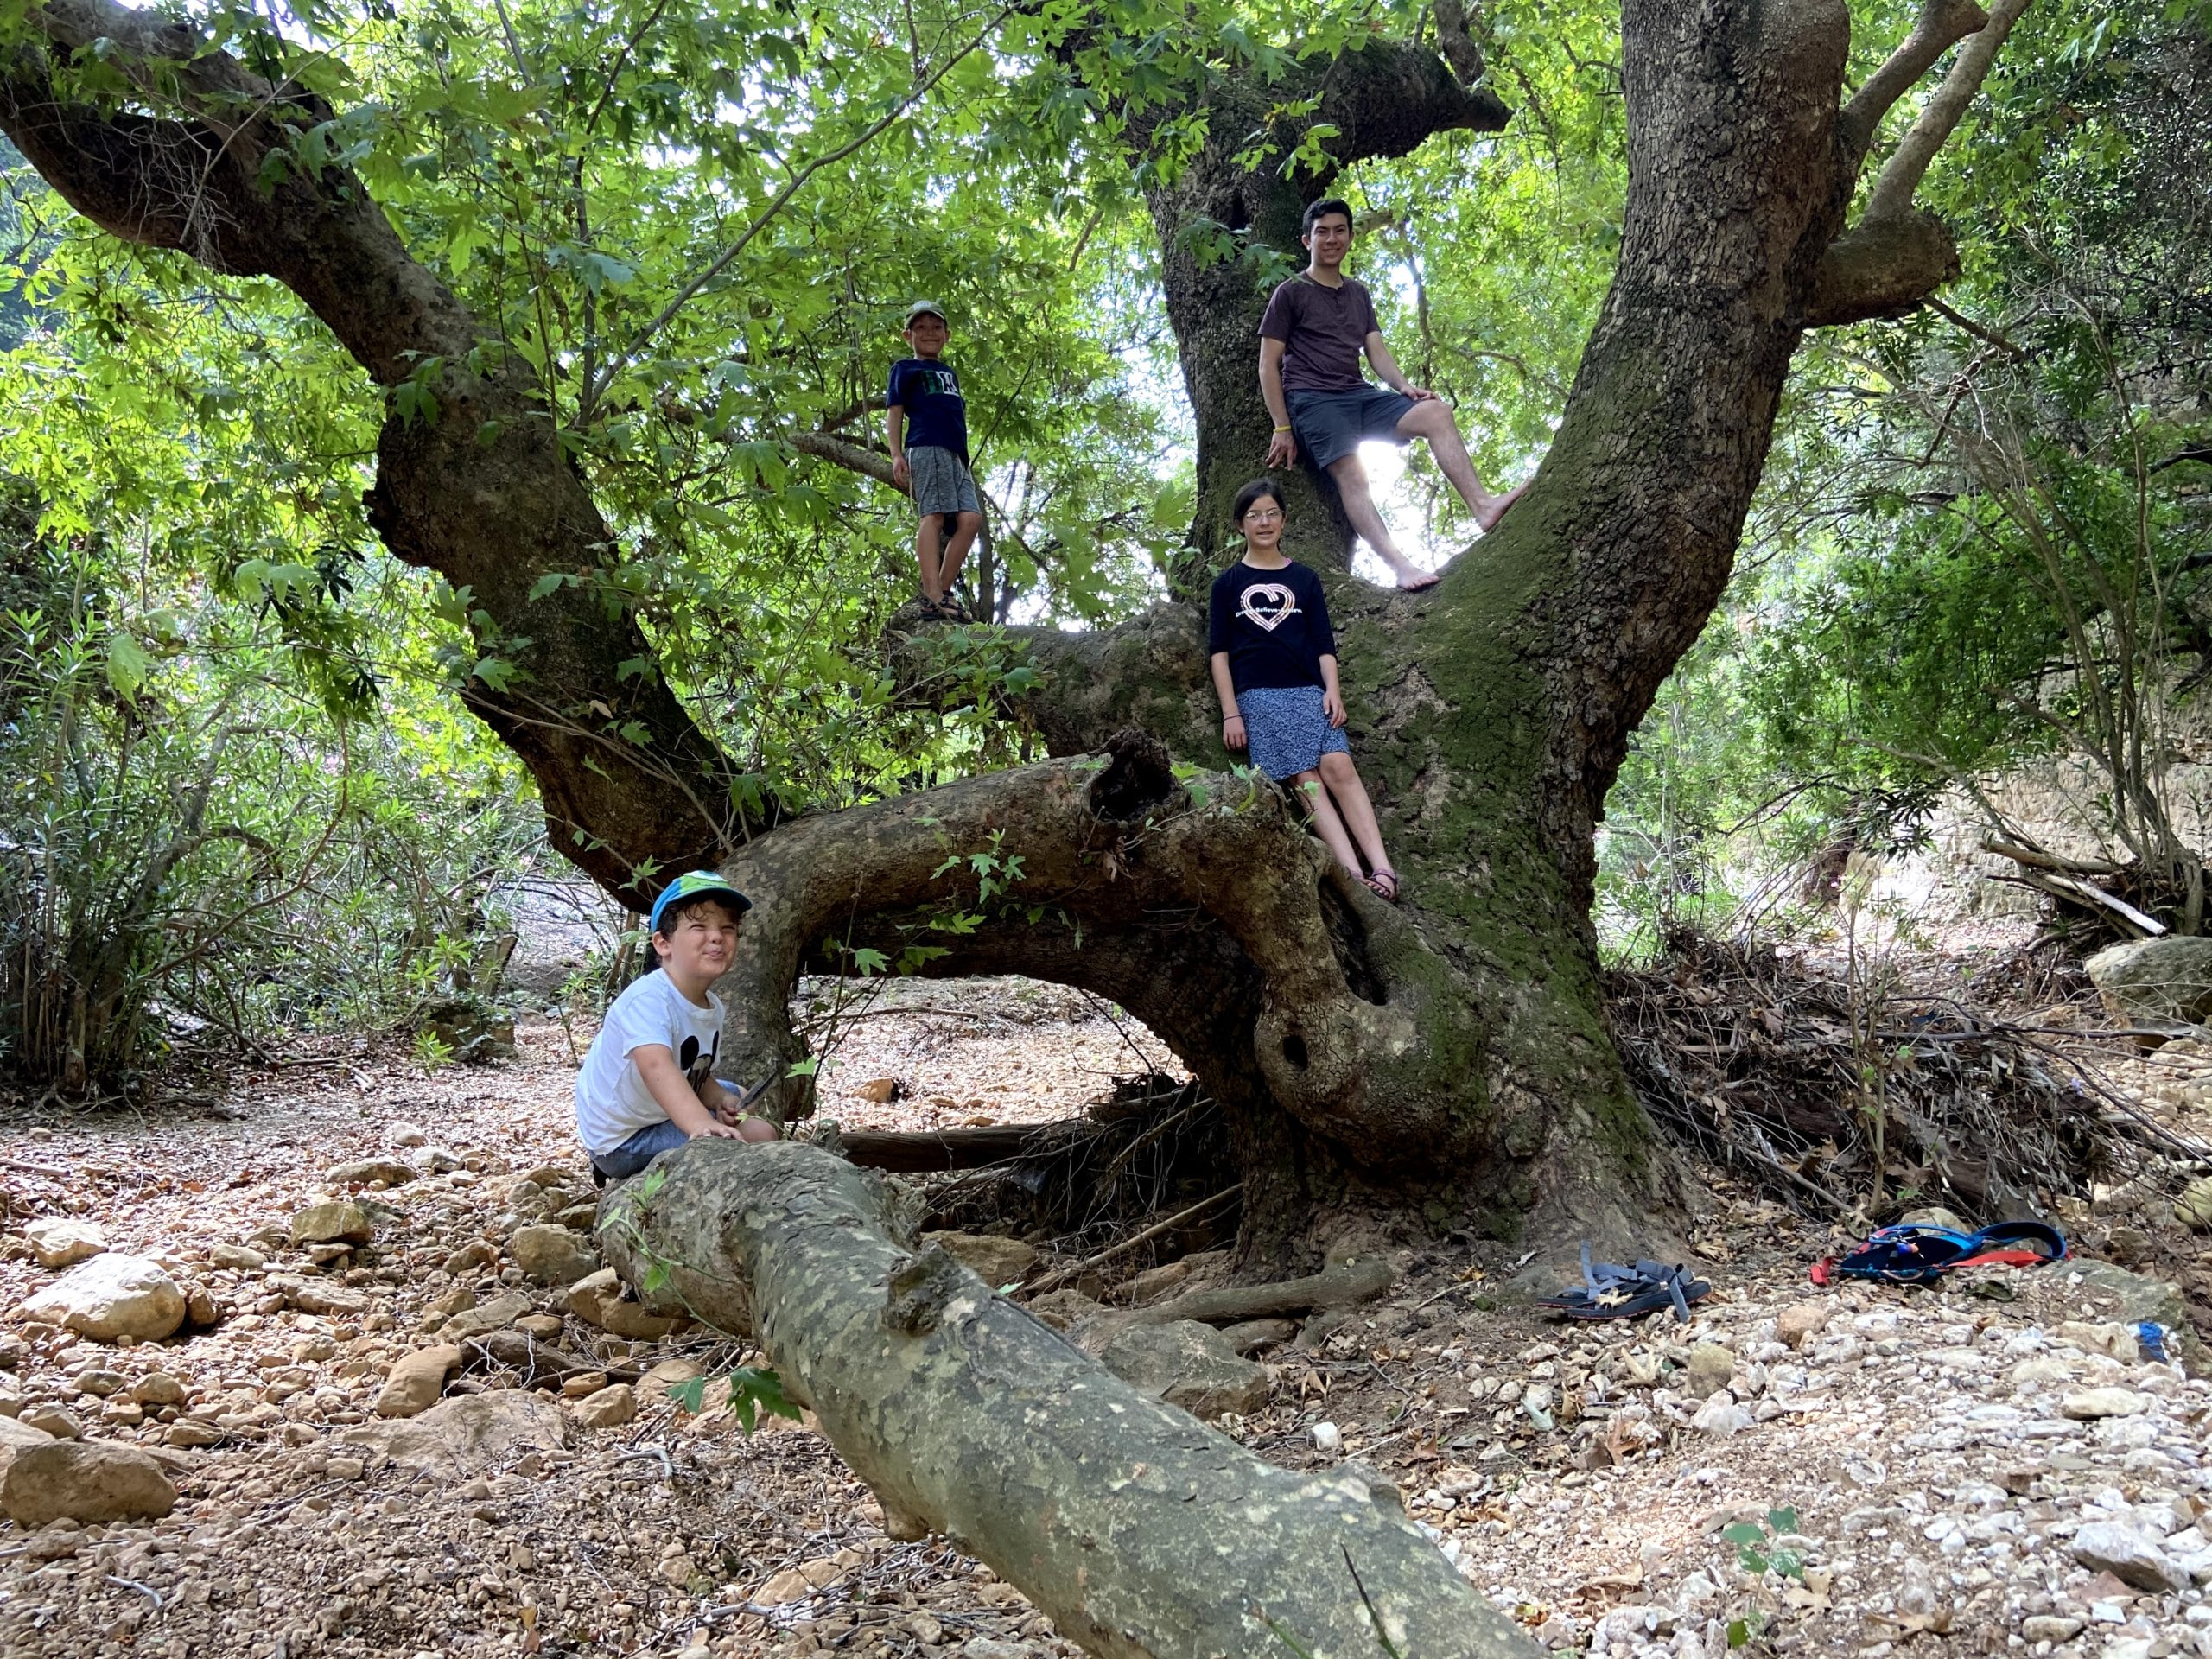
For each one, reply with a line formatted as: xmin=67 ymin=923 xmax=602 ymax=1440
xmin=1544 ymin=1244 xmax=1711 ymax=1322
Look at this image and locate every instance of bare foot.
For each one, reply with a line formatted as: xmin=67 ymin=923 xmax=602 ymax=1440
xmin=1472 ymin=480 xmax=1529 ymax=533
xmin=1392 ymin=564 xmax=1442 ymax=592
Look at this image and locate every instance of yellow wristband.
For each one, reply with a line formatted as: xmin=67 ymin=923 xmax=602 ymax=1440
xmin=1272 ymin=425 xmax=1291 ymax=433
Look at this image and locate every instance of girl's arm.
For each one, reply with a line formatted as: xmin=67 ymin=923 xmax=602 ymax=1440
xmin=1210 ymin=652 xmax=1247 ymax=753
xmin=1319 ymin=653 xmax=1347 ymax=728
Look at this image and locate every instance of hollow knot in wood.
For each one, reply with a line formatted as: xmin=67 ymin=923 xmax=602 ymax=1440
xmin=881 ymin=1244 xmax=970 ymax=1335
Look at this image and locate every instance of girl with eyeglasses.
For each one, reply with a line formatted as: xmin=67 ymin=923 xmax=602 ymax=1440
xmin=1206 ymin=477 xmax=1403 ymax=902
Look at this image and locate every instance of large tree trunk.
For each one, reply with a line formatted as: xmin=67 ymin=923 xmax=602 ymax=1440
xmin=952 ymin=0 xmax=2020 ymax=1257
xmin=595 ymin=1137 xmax=1535 ymax=1659
xmin=0 ymin=0 xmax=2023 ymax=1257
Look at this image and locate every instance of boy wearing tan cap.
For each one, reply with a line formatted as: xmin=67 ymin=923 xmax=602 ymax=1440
xmin=887 ymin=300 xmax=982 ymax=620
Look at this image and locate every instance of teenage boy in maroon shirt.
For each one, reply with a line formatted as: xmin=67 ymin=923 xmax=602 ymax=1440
xmin=1258 ymin=199 xmax=1527 ymax=591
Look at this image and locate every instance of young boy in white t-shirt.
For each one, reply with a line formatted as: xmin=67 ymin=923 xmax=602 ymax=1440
xmin=575 ymin=872 xmax=779 ymax=1182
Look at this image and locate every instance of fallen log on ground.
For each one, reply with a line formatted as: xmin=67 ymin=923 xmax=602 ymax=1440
xmin=597 ymin=1139 xmax=1533 ymax=1659
xmin=838 ymin=1123 xmax=1044 ymax=1172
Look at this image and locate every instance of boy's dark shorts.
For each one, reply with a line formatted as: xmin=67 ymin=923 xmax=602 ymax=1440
xmin=908 ymin=445 xmax=981 ymax=520
xmin=1287 ymin=385 xmax=1418 ymax=470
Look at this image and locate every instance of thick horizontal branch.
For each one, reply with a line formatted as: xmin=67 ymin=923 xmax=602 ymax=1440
xmin=1310 ymin=36 xmax=1509 ymax=173
xmin=888 ymin=602 xmax=1218 ymax=761
xmin=715 ymin=733 xmax=1488 ymax=1168
xmin=791 ymin=430 xmax=898 ymax=487
xmin=596 ymin=1141 xmax=1536 ymax=1658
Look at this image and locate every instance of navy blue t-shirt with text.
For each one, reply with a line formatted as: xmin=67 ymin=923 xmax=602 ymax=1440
xmin=887 ymin=358 xmax=969 ymax=461
xmin=1207 ymin=558 xmax=1335 ymax=693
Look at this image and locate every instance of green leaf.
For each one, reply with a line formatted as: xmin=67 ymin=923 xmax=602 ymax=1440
xmin=1719 ymin=1523 xmax=1766 ymax=1548
xmin=105 ymin=633 xmax=151 ymax=697
xmin=471 ymin=656 xmax=516 ymax=693
xmin=529 ymin=572 xmax=571 ymax=601
xmin=1726 ymin=1621 xmax=1750 ymax=1649
xmin=1766 ymin=1507 xmax=1797 ymax=1535
xmin=723 ymin=1366 xmax=800 ymax=1437
xmin=669 ymin=1376 xmax=708 ymax=1413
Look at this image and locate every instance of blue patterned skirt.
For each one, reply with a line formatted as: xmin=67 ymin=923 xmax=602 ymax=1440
xmin=1240 ymin=683 xmax=1351 ymax=781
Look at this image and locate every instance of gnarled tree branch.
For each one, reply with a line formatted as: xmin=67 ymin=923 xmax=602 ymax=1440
xmin=1803 ymin=0 xmax=2030 ymax=327
xmin=713 ymin=732 xmax=1489 ymax=1171
xmin=1865 ymin=0 xmax=2032 ymax=220
xmin=1838 ymin=0 xmax=1989 ymax=161
xmin=0 ymin=0 xmax=753 ymax=905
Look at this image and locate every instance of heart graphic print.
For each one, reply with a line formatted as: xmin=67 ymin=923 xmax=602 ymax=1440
xmin=1236 ymin=582 xmax=1300 ymax=632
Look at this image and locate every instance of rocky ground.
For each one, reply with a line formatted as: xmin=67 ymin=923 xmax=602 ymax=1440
xmin=0 ymin=976 xmax=2208 ymax=1659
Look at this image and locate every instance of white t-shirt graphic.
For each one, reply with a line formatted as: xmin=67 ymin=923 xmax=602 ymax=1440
xmin=1235 ymin=581 xmax=1302 ymax=632
xmin=574 ymin=971 xmax=724 ymax=1156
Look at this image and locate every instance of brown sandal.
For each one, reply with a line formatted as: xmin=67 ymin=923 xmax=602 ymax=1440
xmin=1365 ymin=868 xmax=1401 ymax=903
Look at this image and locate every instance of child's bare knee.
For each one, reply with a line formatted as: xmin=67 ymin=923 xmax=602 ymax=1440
xmin=739 ymin=1116 xmax=779 ymax=1143
xmin=1319 ymin=751 xmax=1357 ymax=783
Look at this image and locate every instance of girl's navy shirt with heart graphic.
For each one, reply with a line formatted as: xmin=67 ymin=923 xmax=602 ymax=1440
xmin=1208 ymin=557 xmax=1336 ymax=693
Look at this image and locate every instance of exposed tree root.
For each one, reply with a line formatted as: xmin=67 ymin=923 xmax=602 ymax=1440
xmin=457 ymin=1330 xmax=641 ymax=1388
xmin=842 ymin=1076 xmax=1234 ymax=1255
xmin=1130 ymin=1257 xmax=1395 ymax=1327
xmin=597 ymin=1140 xmax=1535 ymax=1659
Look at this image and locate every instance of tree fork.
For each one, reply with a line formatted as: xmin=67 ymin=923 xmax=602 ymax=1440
xmin=597 ymin=1139 xmax=1538 ymax=1659
xmin=1118 ymin=37 xmax=1509 ymax=585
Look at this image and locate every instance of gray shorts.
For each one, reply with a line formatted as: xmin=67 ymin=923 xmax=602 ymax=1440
xmin=908 ymin=446 xmax=980 ymax=519
xmin=1287 ymin=385 xmax=1417 ymax=470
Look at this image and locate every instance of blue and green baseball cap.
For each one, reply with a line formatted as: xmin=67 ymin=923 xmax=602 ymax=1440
xmin=648 ymin=871 xmax=753 ymax=932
